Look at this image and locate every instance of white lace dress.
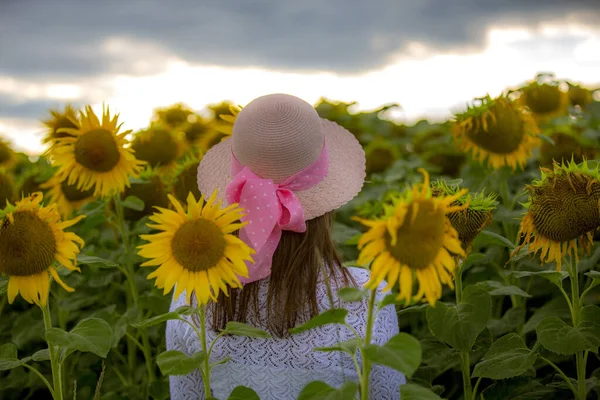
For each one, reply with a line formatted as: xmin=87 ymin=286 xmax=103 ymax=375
xmin=166 ymin=267 xmax=406 ymax=400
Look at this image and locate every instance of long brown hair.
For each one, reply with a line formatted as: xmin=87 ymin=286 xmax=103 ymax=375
xmin=210 ymin=211 xmax=355 ymax=337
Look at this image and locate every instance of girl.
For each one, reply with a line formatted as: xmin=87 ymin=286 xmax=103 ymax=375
xmin=166 ymin=93 xmax=404 ymax=399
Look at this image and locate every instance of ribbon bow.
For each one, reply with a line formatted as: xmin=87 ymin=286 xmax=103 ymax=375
xmin=225 ymin=142 xmax=329 ymax=283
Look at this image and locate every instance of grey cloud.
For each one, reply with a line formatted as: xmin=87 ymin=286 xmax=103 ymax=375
xmin=0 ymin=0 xmax=599 ymax=80
xmin=0 ymin=94 xmax=85 ymax=120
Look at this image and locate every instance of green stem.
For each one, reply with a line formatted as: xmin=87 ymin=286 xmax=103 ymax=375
xmin=580 ymin=282 xmax=599 ymax=303
xmin=539 ymin=356 xmax=578 ymax=398
xmin=455 ymin=261 xmax=464 ymax=304
xmin=567 ymin=256 xmax=587 ymax=400
xmin=360 ymin=289 xmax=377 ymax=400
xmin=460 ymin=351 xmax=473 ymax=400
xmin=198 ymin=306 xmax=212 ymax=398
xmin=23 ymin=364 xmax=55 ymax=398
xmin=472 ymin=376 xmax=483 ymax=400
xmin=113 ymin=196 xmax=156 ymax=383
xmin=42 ymin=303 xmax=63 ymax=400
xmin=456 ymin=262 xmax=473 ymax=400
xmin=207 ymin=332 xmax=226 ymax=360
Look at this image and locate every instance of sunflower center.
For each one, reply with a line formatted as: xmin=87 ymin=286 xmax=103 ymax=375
xmin=525 ymin=85 xmax=562 ymax=114
xmin=60 ymin=179 xmax=94 ymax=202
xmin=386 ymin=200 xmax=446 ymax=269
xmin=74 ymin=128 xmax=121 ymax=172
xmin=132 ymin=129 xmax=179 ymax=168
xmin=0 ymin=211 xmax=56 ymax=276
xmin=171 ymin=219 xmax=226 ymax=272
xmin=531 ymin=174 xmax=600 ymax=242
xmin=465 ymin=100 xmax=524 ymax=154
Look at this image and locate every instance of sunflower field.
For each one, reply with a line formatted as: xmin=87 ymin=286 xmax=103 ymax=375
xmin=1 ymin=72 xmax=600 ymax=400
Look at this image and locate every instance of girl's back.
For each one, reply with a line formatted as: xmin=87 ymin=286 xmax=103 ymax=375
xmin=166 ymin=267 xmax=404 ymax=400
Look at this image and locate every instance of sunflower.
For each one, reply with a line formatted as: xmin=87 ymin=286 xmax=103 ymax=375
xmin=0 ymin=192 xmax=84 ymax=306
xmin=539 ymin=130 xmax=596 ymax=168
xmin=154 ymin=103 xmax=195 ymax=129
xmin=42 ymin=104 xmax=79 ymax=148
xmin=431 ymin=180 xmax=497 ymax=252
xmin=213 ymin=104 xmax=243 ymax=137
xmin=412 ymin=124 xmax=466 ymax=177
xmin=353 ymin=169 xmax=468 ymax=306
xmin=40 ymin=176 xmax=95 ymax=219
xmin=130 ymin=125 xmax=182 ymax=175
xmin=517 ymin=78 xmax=569 ymax=121
xmin=452 ymin=95 xmax=539 ymax=170
xmin=568 ymin=83 xmax=594 ymax=109
xmin=18 ymin=174 xmax=48 ymax=198
xmin=173 ymin=158 xmax=202 ymax=204
xmin=181 ymin=119 xmax=209 ymax=148
xmin=50 ymin=105 xmax=146 ymax=198
xmin=512 ymin=160 xmax=600 ymax=271
xmin=0 ymin=139 xmax=17 ymax=170
xmin=121 ymin=170 xmax=170 ymax=221
xmin=0 ymin=170 xmax=16 ymax=207
xmin=365 ymin=140 xmax=398 ymax=175
xmin=137 ymin=190 xmax=255 ymax=304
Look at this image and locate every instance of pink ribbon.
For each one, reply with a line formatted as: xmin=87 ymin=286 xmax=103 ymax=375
xmin=226 ymin=141 xmax=329 ymax=284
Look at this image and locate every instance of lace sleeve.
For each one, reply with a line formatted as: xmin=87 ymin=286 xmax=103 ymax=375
xmin=165 ymin=293 xmax=206 ymax=400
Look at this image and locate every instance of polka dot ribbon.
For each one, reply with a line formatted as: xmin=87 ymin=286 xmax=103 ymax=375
xmin=225 ymin=141 xmax=329 ymax=284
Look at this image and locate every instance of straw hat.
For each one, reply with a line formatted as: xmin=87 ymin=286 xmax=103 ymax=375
xmin=197 ymin=93 xmax=366 ymax=220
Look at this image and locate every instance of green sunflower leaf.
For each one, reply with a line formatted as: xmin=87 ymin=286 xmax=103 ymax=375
xmin=289 ymin=309 xmax=348 ymax=335
xmin=363 ymin=332 xmax=422 ymax=377
xmin=472 ymin=333 xmax=537 ymax=379
xmin=45 ymin=318 xmax=113 ymax=359
xmin=314 ymin=338 xmax=361 ymax=355
xmin=0 ymin=343 xmax=31 ymax=371
xmin=478 ymin=231 xmax=516 ymax=250
xmin=297 ymin=380 xmax=358 ymax=400
xmin=131 ymin=311 xmax=181 ymax=329
xmin=476 ymin=280 xmax=531 ymax=298
xmin=400 ymin=384 xmax=446 ymax=400
xmin=461 ymin=252 xmax=486 ymax=272
xmin=77 ymin=255 xmax=118 ymax=268
xmin=510 ymin=270 xmax=568 ymax=287
xmin=156 ymin=350 xmax=205 ymax=376
xmin=31 ymin=349 xmax=51 ymax=362
xmin=338 ymin=287 xmax=368 ymax=302
xmin=584 ymin=271 xmax=600 ymax=290
xmin=536 ymin=305 xmax=600 ymax=355
xmin=222 ymin=322 xmax=271 ymax=339
xmin=522 ymin=296 xmax=571 ymax=334
xmin=426 ymin=285 xmax=492 ymax=351
xmin=123 ymin=195 xmax=145 ymax=211
xmin=227 ymin=386 xmax=260 ymax=400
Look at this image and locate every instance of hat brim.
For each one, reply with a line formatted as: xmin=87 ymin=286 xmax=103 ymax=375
xmin=197 ymin=118 xmax=366 ymax=220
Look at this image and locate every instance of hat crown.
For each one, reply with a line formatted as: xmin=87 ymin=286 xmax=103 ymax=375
xmin=231 ymin=94 xmax=324 ymax=183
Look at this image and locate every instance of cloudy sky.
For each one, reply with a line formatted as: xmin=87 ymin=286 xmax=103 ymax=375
xmin=1 ymin=0 xmax=599 ymax=154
